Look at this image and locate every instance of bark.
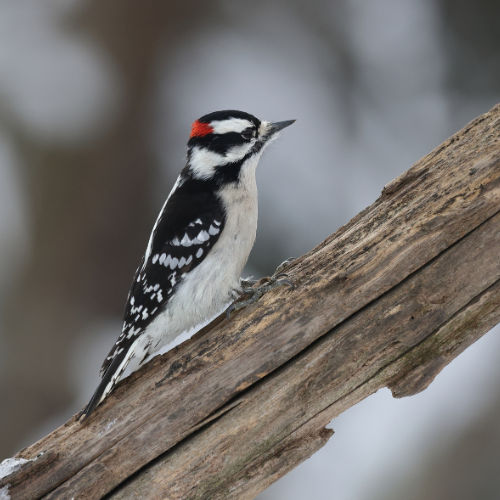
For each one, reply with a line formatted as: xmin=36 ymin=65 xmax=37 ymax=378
xmin=1 ymin=104 xmax=499 ymax=500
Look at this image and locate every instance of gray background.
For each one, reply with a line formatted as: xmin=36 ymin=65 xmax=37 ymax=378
xmin=0 ymin=1 xmax=499 ymax=498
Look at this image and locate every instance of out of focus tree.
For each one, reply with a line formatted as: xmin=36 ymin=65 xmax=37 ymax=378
xmin=439 ymin=0 xmax=500 ymax=97
xmin=0 ymin=0 xmax=217 ymax=456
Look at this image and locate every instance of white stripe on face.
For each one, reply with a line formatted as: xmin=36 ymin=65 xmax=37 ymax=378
xmin=210 ymin=118 xmax=253 ymax=135
xmin=188 ymin=142 xmax=254 ymax=179
xmin=188 ymin=147 xmax=227 ymax=179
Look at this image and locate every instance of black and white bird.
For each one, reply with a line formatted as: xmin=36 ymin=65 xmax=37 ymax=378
xmin=80 ymin=110 xmax=294 ymax=419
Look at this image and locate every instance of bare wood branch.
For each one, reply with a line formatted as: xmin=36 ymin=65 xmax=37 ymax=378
xmin=2 ymin=104 xmax=499 ymax=500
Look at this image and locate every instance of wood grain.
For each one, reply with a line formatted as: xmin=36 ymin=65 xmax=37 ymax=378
xmin=110 ymin=213 xmax=500 ymax=499
xmin=1 ymin=104 xmax=499 ymax=499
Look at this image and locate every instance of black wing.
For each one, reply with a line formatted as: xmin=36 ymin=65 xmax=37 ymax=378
xmin=103 ymin=178 xmax=226 ymax=373
xmin=80 ymin=177 xmax=225 ymax=419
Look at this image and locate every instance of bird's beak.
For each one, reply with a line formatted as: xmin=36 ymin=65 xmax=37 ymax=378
xmin=268 ymin=120 xmax=296 ymax=135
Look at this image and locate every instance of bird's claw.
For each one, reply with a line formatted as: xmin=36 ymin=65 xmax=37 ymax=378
xmin=226 ymin=265 xmax=295 ymax=319
xmin=274 ymin=257 xmax=296 ymax=275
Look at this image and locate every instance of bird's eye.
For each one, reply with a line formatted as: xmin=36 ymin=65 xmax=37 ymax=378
xmin=241 ymin=128 xmax=255 ymax=141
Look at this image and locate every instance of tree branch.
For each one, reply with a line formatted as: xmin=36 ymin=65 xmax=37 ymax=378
xmin=2 ymin=104 xmax=499 ymax=500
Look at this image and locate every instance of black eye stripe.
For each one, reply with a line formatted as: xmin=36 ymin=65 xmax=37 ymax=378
xmin=189 ymin=132 xmax=245 ymax=153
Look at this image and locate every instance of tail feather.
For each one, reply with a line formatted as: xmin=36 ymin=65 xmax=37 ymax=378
xmin=79 ymin=347 xmax=134 ymax=421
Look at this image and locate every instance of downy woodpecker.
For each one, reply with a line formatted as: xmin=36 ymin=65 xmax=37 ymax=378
xmin=80 ymin=110 xmax=294 ymax=419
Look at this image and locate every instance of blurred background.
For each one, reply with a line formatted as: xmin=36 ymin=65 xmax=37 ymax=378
xmin=0 ymin=0 xmax=499 ymax=498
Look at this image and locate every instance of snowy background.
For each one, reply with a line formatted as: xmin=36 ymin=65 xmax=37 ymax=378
xmin=0 ymin=1 xmax=499 ymax=498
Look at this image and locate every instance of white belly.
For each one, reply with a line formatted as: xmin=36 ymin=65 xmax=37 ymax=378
xmin=131 ymin=171 xmax=259 ymax=368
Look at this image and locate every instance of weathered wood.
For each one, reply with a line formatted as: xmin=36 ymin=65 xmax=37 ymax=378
xmin=110 ymin=214 xmax=500 ymax=499
xmin=1 ymin=104 xmax=499 ymax=500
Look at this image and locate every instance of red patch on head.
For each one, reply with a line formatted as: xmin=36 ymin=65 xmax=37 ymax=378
xmin=190 ymin=120 xmax=214 ymax=138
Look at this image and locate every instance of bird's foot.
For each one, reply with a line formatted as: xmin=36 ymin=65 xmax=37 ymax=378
xmin=226 ymin=259 xmax=296 ymax=318
xmin=274 ymin=257 xmax=296 ymax=275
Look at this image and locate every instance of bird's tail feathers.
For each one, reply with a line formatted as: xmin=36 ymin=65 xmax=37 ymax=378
xmin=78 ymin=347 xmax=134 ymax=421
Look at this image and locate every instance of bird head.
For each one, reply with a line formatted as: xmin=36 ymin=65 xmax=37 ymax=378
xmin=185 ymin=110 xmax=294 ymax=183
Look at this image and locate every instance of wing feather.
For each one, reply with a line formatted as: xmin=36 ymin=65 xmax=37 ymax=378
xmin=100 ymin=180 xmax=225 ymax=375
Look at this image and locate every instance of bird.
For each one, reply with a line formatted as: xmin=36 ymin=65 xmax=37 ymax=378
xmin=79 ymin=110 xmax=295 ymax=420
